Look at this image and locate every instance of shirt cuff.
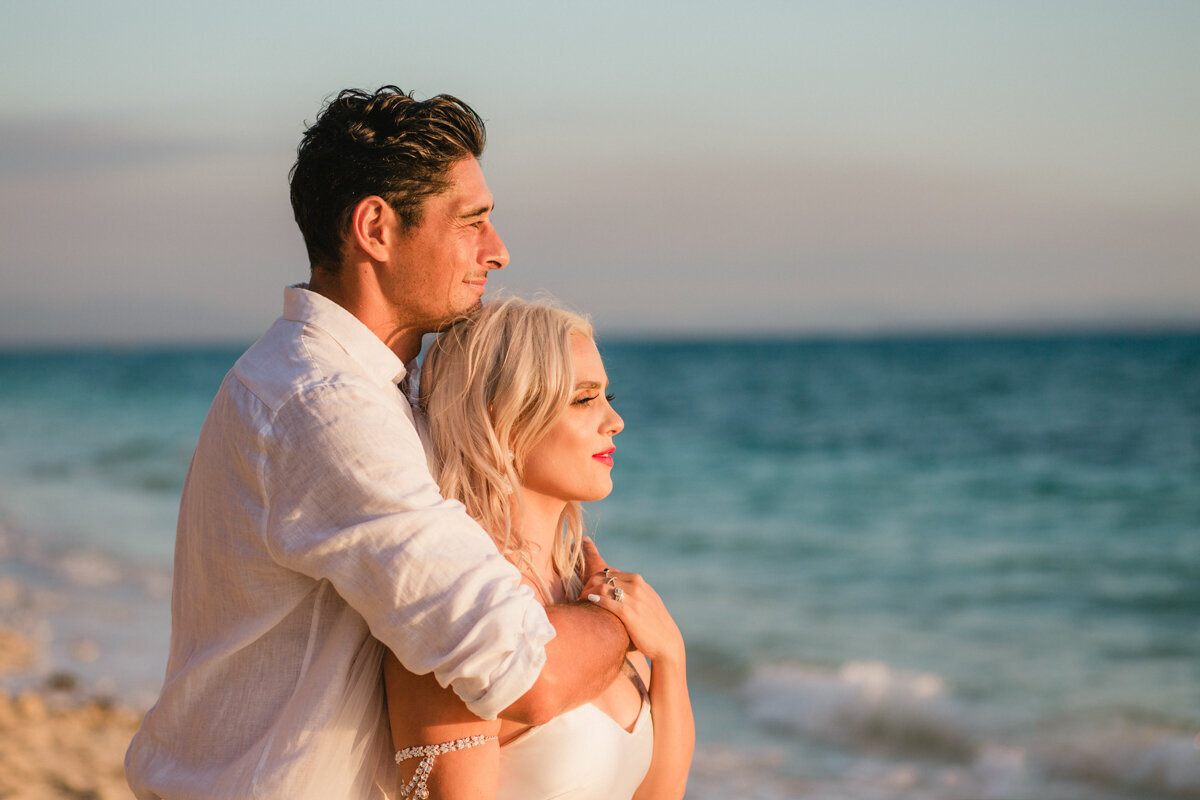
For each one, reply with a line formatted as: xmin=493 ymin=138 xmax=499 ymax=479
xmin=453 ymin=600 xmax=557 ymax=720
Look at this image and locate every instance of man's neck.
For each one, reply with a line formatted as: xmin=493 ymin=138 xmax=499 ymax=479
xmin=307 ymin=266 xmax=424 ymax=363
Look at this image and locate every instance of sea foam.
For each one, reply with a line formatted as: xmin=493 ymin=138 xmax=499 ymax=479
xmin=1034 ymin=718 xmax=1200 ymax=798
xmin=744 ymin=659 xmax=978 ymax=758
xmin=742 ymin=659 xmax=1200 ymax=798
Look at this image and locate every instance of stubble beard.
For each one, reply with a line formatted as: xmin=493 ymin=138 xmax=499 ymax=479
xmin=427 ymin=298 xmax=484 ymax=334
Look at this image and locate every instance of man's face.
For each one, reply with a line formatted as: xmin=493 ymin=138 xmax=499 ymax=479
xmin=382 ymin=157 xmax=509 ymax=332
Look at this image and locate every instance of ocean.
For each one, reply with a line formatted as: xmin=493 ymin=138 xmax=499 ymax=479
xmin=1 ymin=333 xmax=1197 ymax=799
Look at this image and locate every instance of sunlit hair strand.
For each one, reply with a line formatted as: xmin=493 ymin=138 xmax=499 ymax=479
xmin=419 ymin=297 xmax=595 ymax=596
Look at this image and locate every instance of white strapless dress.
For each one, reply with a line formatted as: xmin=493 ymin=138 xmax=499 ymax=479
xmin=497 ymin=700 xmax=653 ymax=800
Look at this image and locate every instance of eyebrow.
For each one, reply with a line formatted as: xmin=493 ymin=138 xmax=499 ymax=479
xmin=458 ymin=203 xmax=493 ymax=220
xmin=574 ymin=380 xmax=604 ymax=390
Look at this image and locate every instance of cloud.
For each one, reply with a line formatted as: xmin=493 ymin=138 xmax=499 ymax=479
xmin=1 ymin=106 xmax=1197 ymax=344
xmin=487 ymin=148 xmax=1200 ymax=333
xmin=0 ymin=115 xmax=303 ymax=345
xmin=0 ymin=117 xmax=265 ymax=179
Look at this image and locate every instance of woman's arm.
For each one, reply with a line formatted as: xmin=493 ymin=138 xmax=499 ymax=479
xmin=587 ymin=572 xmax=695 ymax=800
xmin=633 ymin=651 xmax=694 ymax=800
xmin=383 ymin=539 xmax=629 ymax=798
xmin=384 ymin=656 xmax=501 ymax=800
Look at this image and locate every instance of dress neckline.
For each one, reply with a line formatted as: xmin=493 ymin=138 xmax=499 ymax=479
xmin=586 ymin=697 xmax=650 ymax=736
xmin=501 ymin=699 xmax=649 ymax=750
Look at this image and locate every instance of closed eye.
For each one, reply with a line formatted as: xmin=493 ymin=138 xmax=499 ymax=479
xmin=572 ymin=392 xmax=615 ymax=407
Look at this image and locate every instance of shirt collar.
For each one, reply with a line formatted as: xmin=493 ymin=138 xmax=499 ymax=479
xmin=282 ymin=284 xmax=408 ymax=386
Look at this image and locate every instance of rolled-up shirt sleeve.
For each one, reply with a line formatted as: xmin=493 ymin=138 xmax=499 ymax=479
xmin=263 ymin=376 xmax=555 ymax=720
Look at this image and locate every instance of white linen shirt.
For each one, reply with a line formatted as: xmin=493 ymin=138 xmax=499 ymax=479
xmin=126 ymin=287 xmax=555 ymax=800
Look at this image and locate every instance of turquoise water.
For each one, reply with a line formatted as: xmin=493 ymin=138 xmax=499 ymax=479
xmin=1 ymin=334 xmax=1198 ymax=798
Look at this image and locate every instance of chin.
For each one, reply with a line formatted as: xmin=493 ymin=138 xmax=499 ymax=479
xmin=581 ymin=484 xmax=613 ymax=502
xmin=430 ymin=302 xmax=483 ymax=332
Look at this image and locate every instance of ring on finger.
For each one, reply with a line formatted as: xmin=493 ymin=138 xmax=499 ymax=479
xmin=612 ymin=586 xmax=625 ymax=602
xmin=604 ymin=568 xmax=617 ymax=586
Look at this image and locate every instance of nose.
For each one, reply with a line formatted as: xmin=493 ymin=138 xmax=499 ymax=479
xmin=605 ymin=405 xmax=624 ymax=436
xmin=484 ymin=222 xmax=509 ymax=271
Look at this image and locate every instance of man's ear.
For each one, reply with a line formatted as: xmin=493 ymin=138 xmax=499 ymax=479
xmin=348 ymin=196 xmax=396 ymax=262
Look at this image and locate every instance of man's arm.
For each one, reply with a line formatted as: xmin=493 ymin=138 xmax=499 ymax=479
xmin=382 ymin=604 xmax=626 ymax=799
xmin=383 ymin=540 xmax=628 ymax=798
xmin=501 ymin=601 xmax=629 ymax=726
xmin=499 ymin=537 xmax=629 ymax=725
xmin=267 ymin=379 xmax=558 ymax=719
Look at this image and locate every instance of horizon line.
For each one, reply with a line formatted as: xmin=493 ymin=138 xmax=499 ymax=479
xmin=3 ymin=319 xmax=1200 ymax=353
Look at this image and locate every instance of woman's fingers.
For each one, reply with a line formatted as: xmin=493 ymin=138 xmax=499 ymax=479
xmin=587 ymin=592 xmax=624 ymax=615
xmin=589 ymin=575 xmax=682 ymax=663
xmin=587 ymin=576 xmax=643 ymax=616
xmin=578 ymin=538 xmax=615 ymax=600
xmin=580 ymin=537 xmax=608 ymax=577
xmin=584 ymin=570 xmax=645 ymax=600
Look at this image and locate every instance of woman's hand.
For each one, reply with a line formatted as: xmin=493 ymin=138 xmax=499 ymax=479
xmin=580 ymin=539 xmax=694 ymax=800
xmin=581 ymin=545 xmax=684 ymax=665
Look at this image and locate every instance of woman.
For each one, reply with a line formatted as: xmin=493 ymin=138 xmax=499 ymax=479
xmin=384 ymin=298 xmax=693 ymax=799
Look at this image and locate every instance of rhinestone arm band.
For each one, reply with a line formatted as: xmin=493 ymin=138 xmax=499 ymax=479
xmin=394 ymin=733 xmax=498 ymax=799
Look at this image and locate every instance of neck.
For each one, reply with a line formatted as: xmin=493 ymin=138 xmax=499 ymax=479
xmin=515 ymin=490 xmax=570 ymax=585
xmin=307 ymin=264 xmax=425 ymax=363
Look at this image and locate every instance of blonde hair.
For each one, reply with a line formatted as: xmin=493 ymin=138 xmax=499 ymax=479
xmin=419 ymin=297 xmax=594 ymax=596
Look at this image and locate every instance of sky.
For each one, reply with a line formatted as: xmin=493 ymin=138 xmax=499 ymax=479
xmin=1 ymin=1 xmax=1198 ymax=344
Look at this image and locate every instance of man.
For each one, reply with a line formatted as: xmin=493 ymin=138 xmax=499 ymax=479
xmin=126 ymin=86 xmax=629 ymax=799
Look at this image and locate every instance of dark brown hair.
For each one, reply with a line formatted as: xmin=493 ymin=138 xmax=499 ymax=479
xmin=289 ymin=86 xmax=486 ymax=272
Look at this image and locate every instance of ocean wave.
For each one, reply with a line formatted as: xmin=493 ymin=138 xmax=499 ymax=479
xmin=744 ymin=659 xmax=978 ymax=759
xmin=686 ymin=741 xmax=1068 ymax=800
xmin=55 ymin=549 xmax=124 ymax=588
xmin=0 ymin=521 xmax=172 ymax=704
xmin=90 ymin=437 xmax=169 ymax=467
xmin=88 ymin=435 xmax=189 ymax=495
xmin=742 ymin=659 xmax=1200 ymax=798
xmin=1033 ymin=718 xmax=1200 ymax=799
xmin=0 ymin=522 xmax=170 ymax=600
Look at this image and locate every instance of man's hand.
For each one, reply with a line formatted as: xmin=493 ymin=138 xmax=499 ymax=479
xmin=499 ymin=537 xmax=631 ymax=726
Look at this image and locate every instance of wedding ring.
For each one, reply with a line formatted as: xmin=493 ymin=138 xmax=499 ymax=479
xmin=612 ymin=587 xmax=625 ymax=602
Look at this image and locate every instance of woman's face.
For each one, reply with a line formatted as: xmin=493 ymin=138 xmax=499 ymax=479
xmin=519 ymin=334 xmax=624 ymax=505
